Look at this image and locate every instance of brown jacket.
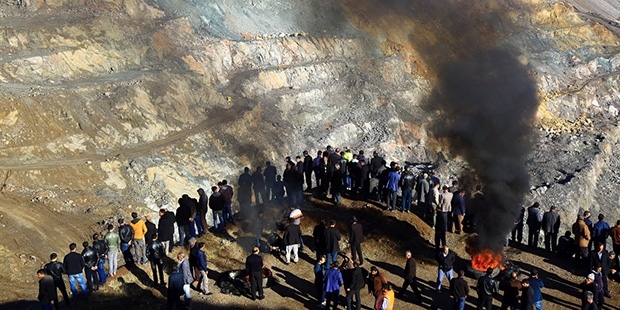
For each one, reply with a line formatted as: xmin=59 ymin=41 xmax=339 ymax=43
xmin=611 ymin=225 xmax=620 ymax=245
xmin=368 ymin=272 xmax=388 ymax=297
xmin=572 ymin=219 xmax=590 ymax=248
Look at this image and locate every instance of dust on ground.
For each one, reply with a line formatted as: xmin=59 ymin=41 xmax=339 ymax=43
xmin=1 ymin=192 xmax=618 ymax=310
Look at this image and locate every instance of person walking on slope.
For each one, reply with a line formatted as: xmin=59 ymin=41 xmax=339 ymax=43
xmin=398 ymin=250 xmax=422 ymax=304
xmin=349 ymin=216 xmax=364 ymax=265
xmin=435 ymin=245 xmax=456 ymax=293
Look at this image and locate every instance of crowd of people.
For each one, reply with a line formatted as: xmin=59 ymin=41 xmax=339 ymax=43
xmin=35 ymin=145 xmax=620 ymax=310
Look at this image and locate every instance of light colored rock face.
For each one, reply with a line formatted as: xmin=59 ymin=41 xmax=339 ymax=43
xmin=0 ymin=0 xmax=619 ymax=239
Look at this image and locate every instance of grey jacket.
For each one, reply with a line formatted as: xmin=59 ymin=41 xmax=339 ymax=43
xmin=178 ymin=259 xmax=192 ymax=284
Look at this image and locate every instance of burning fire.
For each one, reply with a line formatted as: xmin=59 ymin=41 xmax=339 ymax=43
xmin=465 ymin=234 xmax=505 ymax=272
xmin=470 ymin=249 xmax=504 ymax=271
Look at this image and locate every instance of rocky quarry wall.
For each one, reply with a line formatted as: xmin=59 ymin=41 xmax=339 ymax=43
xmin=0 ymin=0 xmax=619 ymax=270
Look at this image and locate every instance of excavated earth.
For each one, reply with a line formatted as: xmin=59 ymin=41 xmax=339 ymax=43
xmin=2 ymin=0 xmax=620 ymax=309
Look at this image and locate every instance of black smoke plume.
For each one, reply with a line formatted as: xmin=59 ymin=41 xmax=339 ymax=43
xmin=345 ymin=0 xmax=539 ymax=251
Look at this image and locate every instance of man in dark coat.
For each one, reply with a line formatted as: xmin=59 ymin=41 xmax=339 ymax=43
xmin=264 ymin=161 xmax=277 ymax=200
xmin=399 ymin=250 xmax=422 ymax=303
xmin=357 ymin=160 xmax=370 ymax=200
xmin=81 ymin=241 xmax=100 ymax=292
xmin=476 ymin=267 xmax=497 ymax=310
xmin=245 ymin=246 xmax=264 ymax=300
xmin=148 ymin=233 xmax=167 ymax=286
xmin=369 ymin=151 xmax=384 ymax=178
xmin=284 ymin=220 xmax=303 ymax=264
xmin=92 ymin=233 xmax=108 ymax=286
xmin=196 ymin=188 xmax=208 ymax=236
xmin=345 ymin=261 xmax=365 ymax=310
xmin=158 ymin=208 xmax=176 ymax=253
xmin=238 ymin=167 xmax=253 ymax=209
xmin=37 ymin=269 xmax=57 ymax=310
xmin=176 ymin=195 xmax=193 ymax=246
xmin=44 ymin=253 xmax=71 ymax=308
xmin=541 ymin=206 xmax=561 ymax=252
xmin=450 ymin=270 xmax=469 ymax=310
xmin=303 ymin=150 xmax=314 ymax=191
xmin=167 ymin=270 xmax=186 ymax=310
xmin=590 ymin=242 xmax=612 ymax=297
xmin=349 ymin=216 xmax=364 ymax=265
xmin=118 ymin=218 xmax=135 ymax=267
xmin=252 ymin=166 xmax=266 ymax=205
xmin=527 ymin=202 xmax=543 ymax=248
xmin=313 ymin=219 xmax=327 ymax=260
xmin=145 ymin=214 xmax=158 ymax=245
xmin=325 ymin=220 xmax=341 ymax=267
xmin=435 ymin=245 xmax=456 ymax=293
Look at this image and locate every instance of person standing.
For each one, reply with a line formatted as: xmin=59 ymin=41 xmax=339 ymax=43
xmin=37 ymin=269 xmax=57 ymax=310
xmin=476 ymin=267 xmax=497 ymax=310
xmin=439 ymin=185 xmax=453 ymax=230
xmin=147 ymin=233 xmax=166 ymax=286
xmin=385 ymin=166 xmax=400 ymax=212
xmin=349 ymin=216 xmax=364 ymax=265
xmin=450 ymin=270 xmax=469 ymax=310
xmin=592 ymin=214 xmax=610 ymax=248
xmin=196 ymin=188 xmax=208 ymax=236
xmin=177 ymin=252 xmax=192 ymax=303
xmin=167 ymin=270 xmax=187 ymax=310
xmin=435 ymin=245 xmax=456 ymax=293
xmin=325 ymin=220 xmax=341 ymax=267
xmin=573 ymin=215 xmax=591 ymax=267
xmin=399 ymin=165 xmax=416 ymax=213
xmin=527 ymin=202 xmax=543 ymax=248
xmin=416 ymin=173 xmax=430 ymax=217
xmin=303 ymin=150 xmax=314 ymax=191
xmin=195 ymin=242 xmax=212 ymax=295
xmin=589 ymin=242 xmax=611 ymax=298
xmin=324 ymin=262 xmax=344 ymax=310
xmin=157 ymin=208 xmax=176 ymax=253
xmin=264 ymin=161 xmax=277 ymax=200
xmin=129 ymin=212 xmax=148 ymax=265
xmin=331 ymin=163 xmax=344 ymax=206
xmin=220 ymin=180 xmax=236 ymax=225
xmin=238 ymin=167 xmax=253 ymax=209
xmin=175 ymin=195 xmax=193 ymax=246
xmin=368 ymin=266 xmax=388 ymax=303
xmin=118 ymin=218 xmax=135 ymax=267
xmin=81 ymin=241 xmax=100 ymax=293
xmin=313 ymin=219 xmax=328 ymax=260
xmin=245 ymin=246 xmax=264 ymax=300
xmin=399 ymin=250 xmax=422 ymax=304
xmin=528 ymin=269 xmax=544 ymax=310
xmin=92 ymin=233 xmax=108 ymax=286
xmin=499 ymin=271 xmax=522 ymax=310
xmin=63 ymin=243 xmax=88 ymax=299
xmin=512 ymin=206 xmax=526 ymax=244
xmin=345 ymin=261 xmax=364 ymax=310
xmin=375 ymin=283 xmax=395 ymax=310
xmin=252 ymin=166 xmax=266 ymax=205
xmin=451 ymin=190 xmax=466 ymax=234
xmin=209 ymin=185 xmax=226 ymax=233
xmin=610 ymin=220 xmax=620 ymax=255
xmin=314 ymin=256 xmax=327 ymax=306
xmin=284 ymin=219 xmax=302 ymax=264
xmin=104 ymin=224 xmax=121 ymax=277
xmin=44 ymin=253 xmax=71 ymax=308
xmin=541 ymin=206 xmax=561 ymax=252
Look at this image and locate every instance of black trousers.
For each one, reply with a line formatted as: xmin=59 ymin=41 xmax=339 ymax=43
xmin=250 ymin=271 xmax=263 ymax=298
xmin=84 ymin=267 xmax=99 ymax=291
xmin=345 ymin=289 xmax=361 ymax=310
xmin=544 ymin=232 xmax=558 ymax=252
xmin=527 ymin=227 xmax=540 ymax=247
xmin=511 ymin=224 xmax=523 ymax=243
xmin=401 ymin=278 xmax=422 ymax=301
xmin=477 ymin=294 xmax=493 ymax=309
xmin=53 ymin=278 xmax=70 ymax=308
xmin=150 ymin=260 xmax=165 ymax=285
xmin=350 ymin=243 xmax=363 ymax=264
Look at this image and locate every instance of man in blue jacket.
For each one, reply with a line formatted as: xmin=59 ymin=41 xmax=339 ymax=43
xmin=195 ymin=242 xmax=212 ymax=295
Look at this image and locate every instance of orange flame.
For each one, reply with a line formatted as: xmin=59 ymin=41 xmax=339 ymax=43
xmin=470 ymin=249 xmax=504 ymax=271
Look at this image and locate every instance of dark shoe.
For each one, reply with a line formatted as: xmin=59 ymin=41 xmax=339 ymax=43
xmin=605 ymin=292 xmax=612 ymax=298
xmin=258 ymin=295 xmax=265 ymax=300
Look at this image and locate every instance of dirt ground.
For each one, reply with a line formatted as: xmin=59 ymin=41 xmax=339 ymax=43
xmin=1 ymin=191 xmax=619 ymax=310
